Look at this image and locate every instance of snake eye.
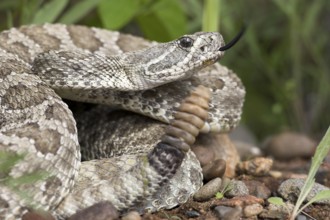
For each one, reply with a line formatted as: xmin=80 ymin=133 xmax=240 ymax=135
xmin=179 ymin=37 xmax=194 ymax=48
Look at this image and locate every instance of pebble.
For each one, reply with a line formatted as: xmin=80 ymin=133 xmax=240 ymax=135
xmin=202 ymin=158 xmax=226 ymax=181
xmin=269 ymin=170 xmax=283 ymax=178
xmin=278 ymin=178 xmax=330 ymax=205
xmin=244 ymin=180 xmax=271 ymax=199
xmin=243 ymin=203 xmax=264 ymax=217
xmin=185 ymin=210 xmax=200 ymax=218
xmin=229 ymin=124 xmax=258 ymax=145
xmin=233 ymin=141 xmax=262 ymax=160
xmin=22 ymin=211 xmax=55 ymax=220
xmin=303 ymin=203 xmax=330 ymax=219
xmin=225 ymin=180 xmax=249 ymax=198
xmin=192 ymin=133 xmax=239 ymax=178
xmin=122 ymin=211 xmax=141 ymax=220
xmin=68 ymin=201 xmax=119 ymax=220
xmin=213 ymin=206 xmax=242 ymax=220
xmin=216 ymin=195 xmax=264 ymax=207
xmin=236 ymin=157 xmax=273 ymax=176
xmin=194 ymin=177 xmax=222 ymax=202
xmin=262 ymin=132 xmax=316 ymax=160
xmin=259 ymin=201 xmax=294 ymax=219
xmin=296 ymin=214 xmax=308 ymax=220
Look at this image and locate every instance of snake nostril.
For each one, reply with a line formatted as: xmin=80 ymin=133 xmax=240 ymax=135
xmin=200 ymin=46 xmax=206 ymax=52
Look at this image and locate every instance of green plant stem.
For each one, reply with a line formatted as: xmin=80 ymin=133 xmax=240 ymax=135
xmin=288 ymin=1 xmax=305 ymax=132
xmin=202 ymin=0 xmax=219 ymax=32
xmin=290 ymin=126 xmax=330 ymax=219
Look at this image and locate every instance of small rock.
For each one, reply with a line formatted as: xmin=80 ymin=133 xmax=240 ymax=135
xmin=316 ymin=169 xmax=330 ymax=186
xmin=122 ymin=211 xmax=141 ymax=220
xmin=278 ymin=178 xmax=330 ymax=205
xmin=194 ymin=177 xmax=222 ymax=202
xmin=202 ymin=158 xmax=226 ymax=181
xmin=263 ymin=132 xmax=316 ymax=160
xmin=68 ymin=201 xmax=119 ymax=220
xmin=229 ymin=124 xmax=258 ymax=145
xmin=296 ymin=214 xmax=308 ymax=220
xmin=302 ymin=203 xmax=330 ymax=219
xmin=236 ymin=157 xmax=273 ymax=176
xmin=192 ymin=144 xmax=214 ymax=167
xmin=225 ymin=180 xmax=249 ymax=198
xmin=213 ymin=206 xmax=242 ymax=220
xmin=269 ymin=170 xmax=283 ymax=178
xmin=22 ymin=211 xmax=55 ymax=220
xmin=192 ymin=134 xmax=240 ymax=178
xmin=185 ymin=210 xmax=200 ymax=218
xmin=244 ymin=180 xmax=271 ymax=199
xmin=288 ymin=173 xmax=308 ymax=179
xmin=233 ymin=141 xmax=262 ymax=160
xmin=259 ymin=201 xmax=294 ymax=219
xmin=216 ymin=195 xmax=264 ymax=207
xmin=243 ymin=203 xmax=264 ymax=217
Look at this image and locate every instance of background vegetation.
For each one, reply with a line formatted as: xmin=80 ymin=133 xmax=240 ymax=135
xmin=0 ymin=0 xmax=329 ymax=140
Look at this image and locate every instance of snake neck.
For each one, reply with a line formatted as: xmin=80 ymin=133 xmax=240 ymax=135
xmin=32 ymin=31 xmax=223 ymax=103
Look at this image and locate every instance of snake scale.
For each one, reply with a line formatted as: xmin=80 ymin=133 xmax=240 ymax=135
xmin=0 ymin=24 xmax=245 ymax=219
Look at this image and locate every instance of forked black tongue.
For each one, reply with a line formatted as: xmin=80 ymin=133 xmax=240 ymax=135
xmin=219 ymin=26 xmax=246 ymax=51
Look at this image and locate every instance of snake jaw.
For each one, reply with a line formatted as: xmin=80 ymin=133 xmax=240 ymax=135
xmin=202 ymin=59 xmax=218 ymax=67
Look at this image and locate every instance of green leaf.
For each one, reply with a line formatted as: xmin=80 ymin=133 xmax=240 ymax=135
xmin=0 ymin=151 xmax=24 ymax=175
xmin=268 ymin=197 xmax=285 ymax=206
xmin=0 ymin=0 xmax=18 ymax=10
xmin=215 ymin=192 xmax=224 ymax=199
xmin=20 ymin=0 xmax=43 ymax=25
xmin=137 ymin=0 xmax=187 ymax=41
xmin=272 ymin=0 xmax=294 ymax=16
xmin=59 ymin=0 xmax=102 ymax=24
xmin=183 ymin=0 xmax=202 ymax=32
xmin=202 ymin=0 xmax=220 ymax=32
xmin=32 ymin=0 xmax=68 ymax=24
xmin=302 ymin=1 xmax=322 ymax=39
xmin=292 ymin=126 xmax=330 ymax=218
xmin=98 ymin=0 xmax=141 ymax=30
xmin=297 ymin=190 xmax=330 ymax=215
xmin=136 ymin=13 xmax=170 ymax=41
xmin=6 ymin=172 xmax=50 ymax=188
xmin=309 ymin=190 xmax=330 ymax=204
xmin=6 ymin=10 xmax=13 ymax=28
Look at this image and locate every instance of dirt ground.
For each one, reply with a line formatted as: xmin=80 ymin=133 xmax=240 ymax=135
xmin=144 ymin=158 xmax=330 ymax=220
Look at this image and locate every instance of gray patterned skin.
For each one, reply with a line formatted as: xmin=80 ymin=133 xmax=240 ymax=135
xmin=0 ymin=24 xmax=245 ymax=219
xmin=76 ymin=108 xmax=204 ymax=213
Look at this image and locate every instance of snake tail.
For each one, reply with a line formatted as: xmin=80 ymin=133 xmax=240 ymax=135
xmin=148 ymin=85 xmax=211 ymax=186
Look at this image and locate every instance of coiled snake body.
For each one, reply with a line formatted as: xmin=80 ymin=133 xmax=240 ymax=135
xmin=0 ymin=24 xmax=245 ymax=219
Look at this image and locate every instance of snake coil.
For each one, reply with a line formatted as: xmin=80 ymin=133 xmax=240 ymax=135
xmin=0 ymin=24 xmax=245 ymax=219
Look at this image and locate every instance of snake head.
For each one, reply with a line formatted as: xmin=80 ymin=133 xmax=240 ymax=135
xmin=124 ymin=32 xmax=225 ymax=89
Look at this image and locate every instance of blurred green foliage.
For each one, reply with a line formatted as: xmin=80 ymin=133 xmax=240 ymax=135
xmin=219 ymin=0 xmax=330 ymax=139
xmin=0 ymin=0 xmax=328 ymax=139
xmin=0 ymin=151 xmax=50 ymax=207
